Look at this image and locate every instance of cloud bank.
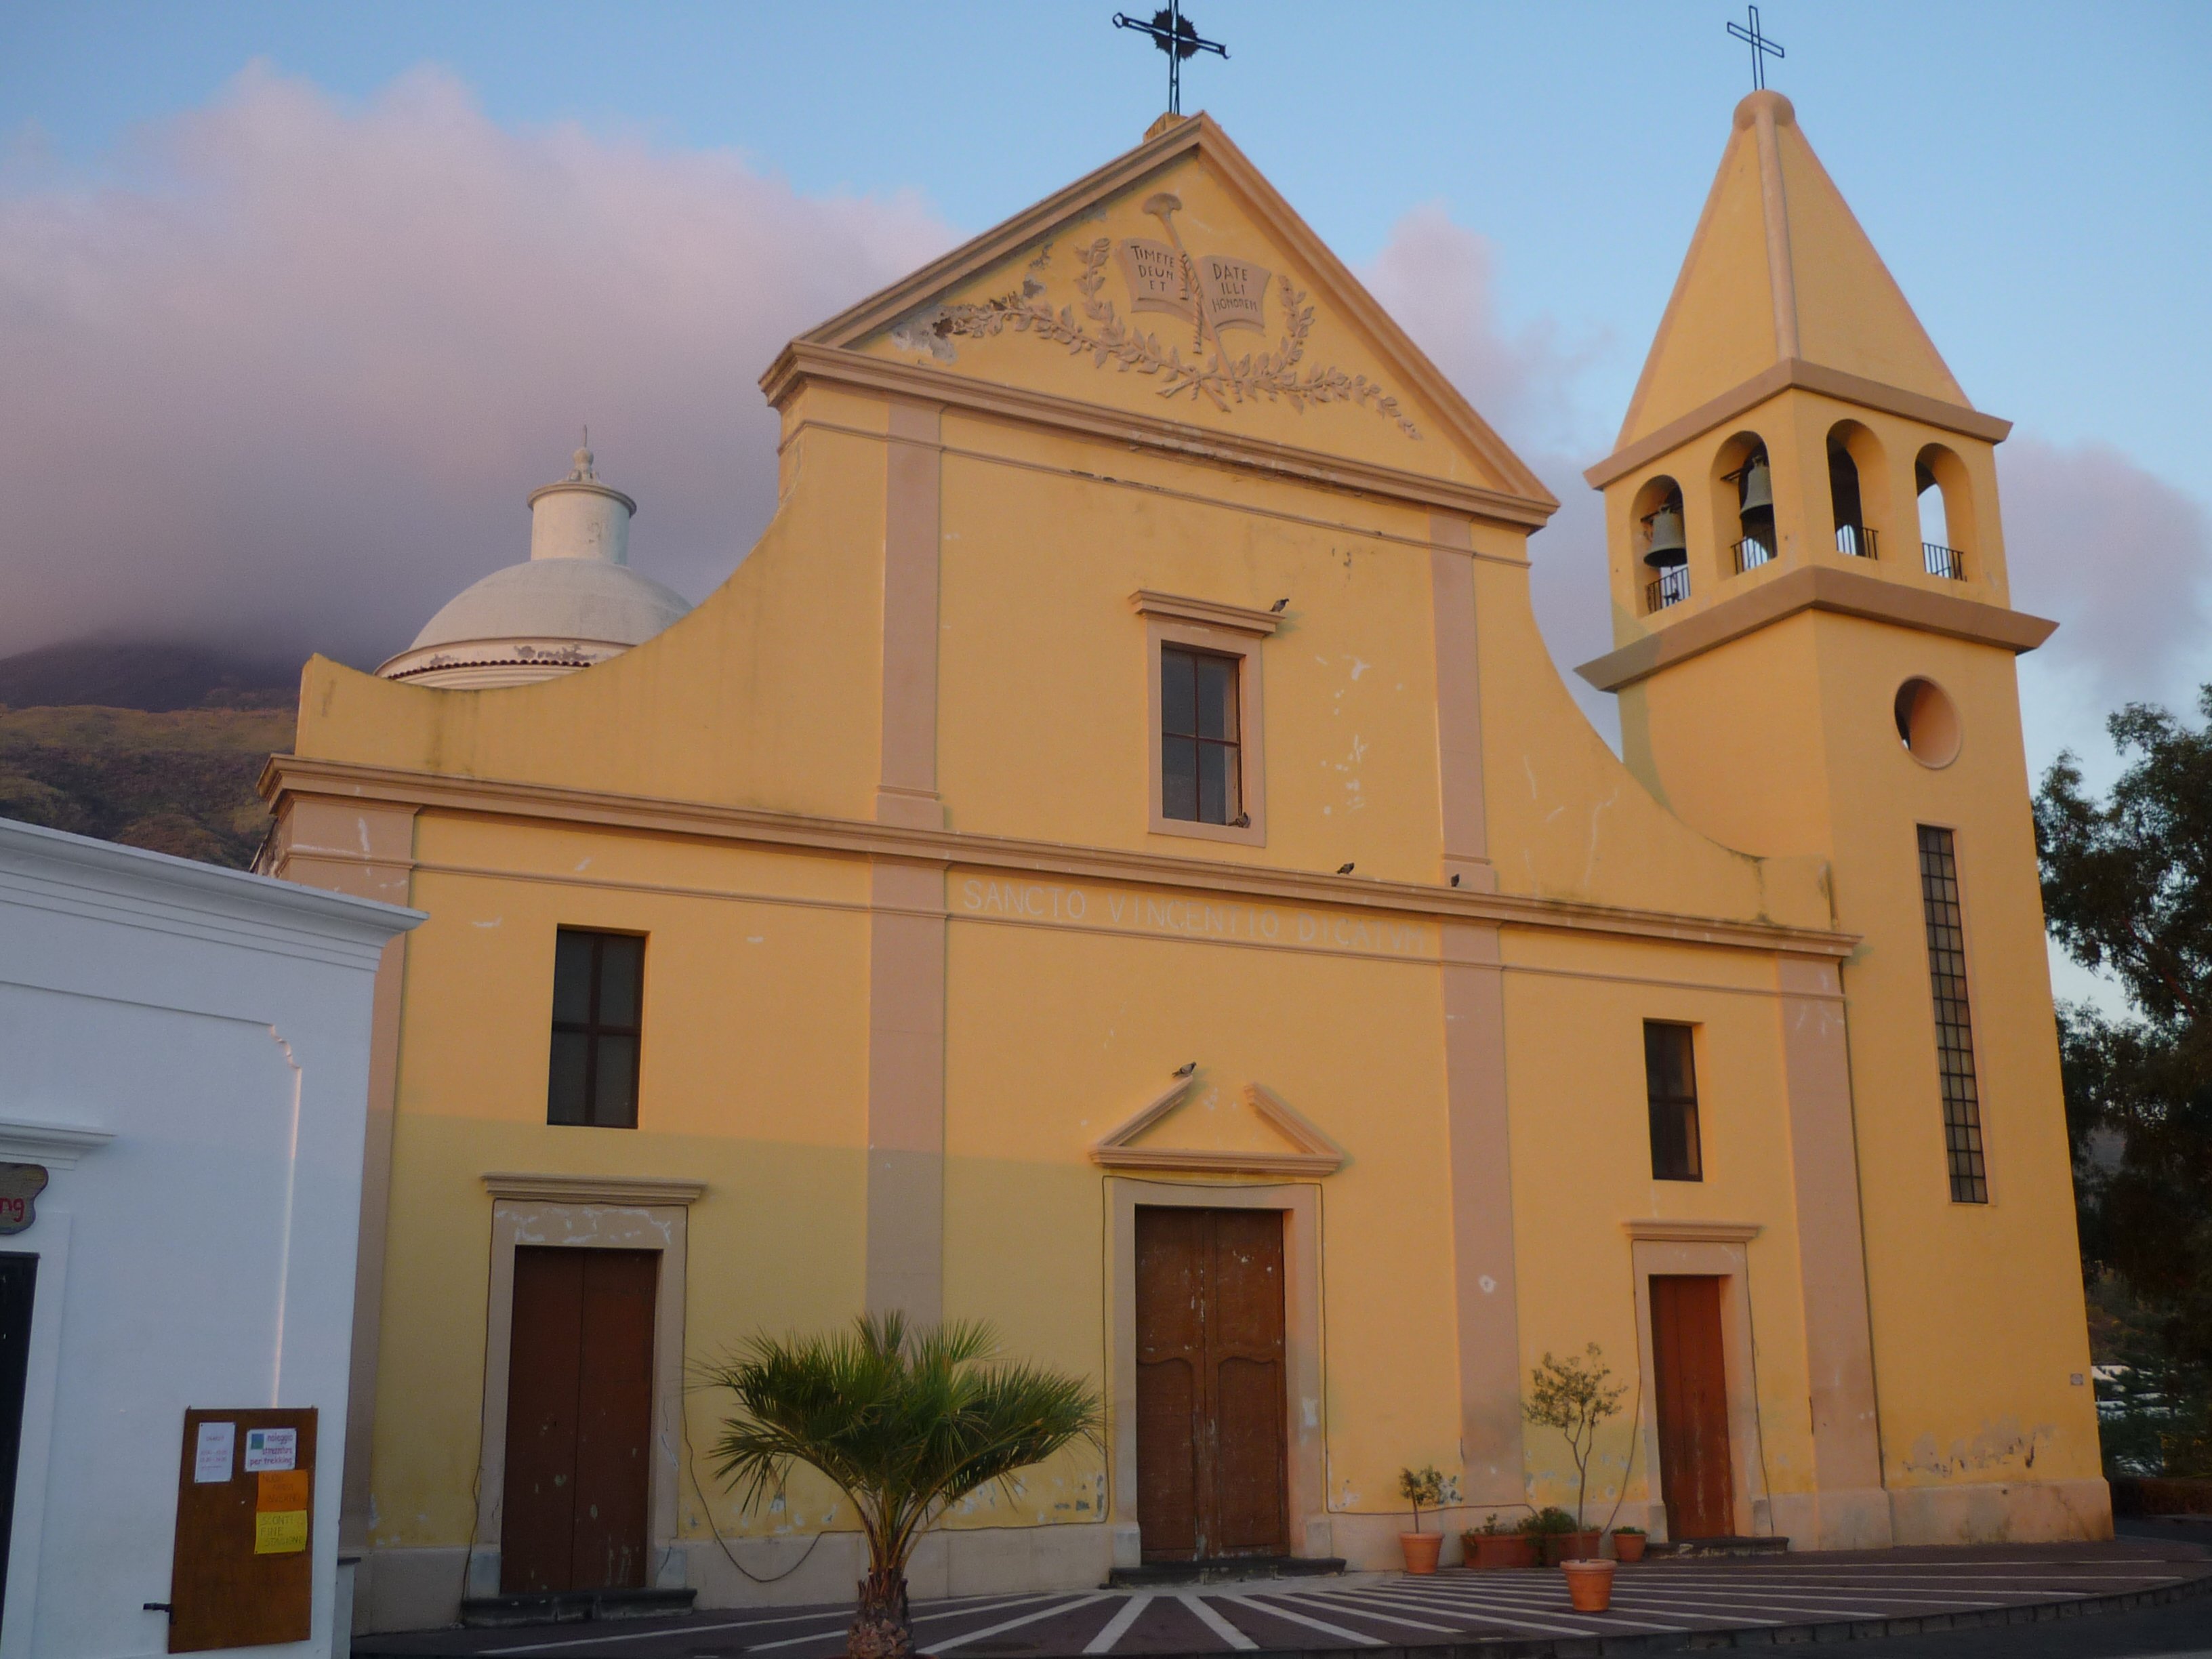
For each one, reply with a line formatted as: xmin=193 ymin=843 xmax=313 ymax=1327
xmin=0 ymin=64 xmax=954 ymax=666
xmin=3 ymin=70 xmax=2203 ymax=747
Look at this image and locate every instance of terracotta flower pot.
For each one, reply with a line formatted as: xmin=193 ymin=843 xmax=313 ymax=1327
xmin=1399 ymin=1530 xmax=1443 ymax=1574
xmin=1612 ymin=1531 xmax=1647 ymax=1563
xmin=1541 ymin=1530 xmax=1601 ymax=1566
xmin=1561 ymin=1557 xmax=1615 ymax=1610
xmin=1462 ymin=1532 xmax=1538 ymax=1570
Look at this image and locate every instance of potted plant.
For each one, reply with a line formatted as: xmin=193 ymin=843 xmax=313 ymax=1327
xmin=1522 ymin=1345 xmax=1626 ymax=1601
xmin=705 ymin=1313 xmax=1102 ymax=1659
xmin=1520 ymin=1505 xmax=1588 ymax=1567
xmin=1460 ymin=1512 xmax=1536 ymax=1570
xmin=1397 ymin=1464 xmax=1449 ymax=1573
xmin=1610 ymin=1523 xmax=1647 ymax=1563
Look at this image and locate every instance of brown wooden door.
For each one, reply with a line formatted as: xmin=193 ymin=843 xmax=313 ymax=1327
xmin=1134 ymin=1208 xmax=1288 ymax=1561
xmin=1650 ymin=1274 xmax=1734 ymax=1540
xmin=501 ymin=1247 xmax=658 ymax=1593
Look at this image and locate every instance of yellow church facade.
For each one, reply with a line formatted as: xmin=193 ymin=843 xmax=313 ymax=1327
xmin=261 ymin=97 xmax=2106 ymax=1633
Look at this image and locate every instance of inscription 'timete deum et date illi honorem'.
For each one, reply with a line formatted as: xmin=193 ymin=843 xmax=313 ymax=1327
xmin=959 ymin=874 xmax=1435 ymax=959
xmin=909 ymin=191 xmax=1422 ymax=438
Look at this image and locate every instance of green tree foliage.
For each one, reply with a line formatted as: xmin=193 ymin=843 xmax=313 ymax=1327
xmin=1522 ymin=1345 xmax=1625 ymax=1530
xmin=2036 ymin=685 xmax=2212 ymax=1476
xmin=704 ymin=1313 xmax=1102 ymax=1659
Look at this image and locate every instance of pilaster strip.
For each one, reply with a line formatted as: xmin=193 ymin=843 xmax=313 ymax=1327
xmin=877 ymin=400 xmax=945 ymax=828
xmin=262 ymin=795 xmax=417 ymax=1555
xmin=1776 ymin=951 xmax=1889 ymax=1537
xmin=1429 ymin=514 xmax=1495 ymax=894
xmin=865 ymin=856 xmax=949 ymax=1324
xmin=1441 ymin=919 xmax=1525 ymax=1500
xmin=1753 ymin=100 xmax=1801 ymax=361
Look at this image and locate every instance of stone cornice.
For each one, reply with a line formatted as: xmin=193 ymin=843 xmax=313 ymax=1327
xmin=482 ymin=1172 xmax=705 ymax=1206
xmin=1584 ymin=359 xmax=2013 ymax=491
xmin=1577 ymin=563 xmax=2057 ymax=693
xmin=1622 ymin=1218 xmax=1763 ymax=1243
xmin=0 ymin=1120 xmax=114 ymax=1168
xmin=1129 ymin=589 xmax=1282 ymax=636
xmin=260 ymin=754 xmax=1855 ymax=961
xmin=762 ymin=341 xmax=1555 ymax=531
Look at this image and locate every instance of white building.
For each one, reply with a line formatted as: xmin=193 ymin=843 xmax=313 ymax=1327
xmin=0 ymin=817 xmax=419 ymax=1658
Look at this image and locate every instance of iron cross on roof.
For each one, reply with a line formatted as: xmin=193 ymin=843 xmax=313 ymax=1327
xmin=1113 ymin=3 xmax=1227 ymax=117
xmin=1727 ymin=4 xmax=1786 ymax=91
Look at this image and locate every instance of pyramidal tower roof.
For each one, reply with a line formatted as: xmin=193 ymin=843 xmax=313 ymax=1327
xmin=1614 ymin=90 xmax=1974 ymax=453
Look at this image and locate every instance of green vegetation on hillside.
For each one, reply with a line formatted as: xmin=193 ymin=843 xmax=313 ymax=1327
xmin=0 ymin=705 xmax=290 ymax=868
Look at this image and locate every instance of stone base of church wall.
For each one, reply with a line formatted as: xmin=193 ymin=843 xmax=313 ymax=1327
xmin=350 ymin=1527 xmax=1120 ymax=1634
xmin=1887 ymin=1477 xmax=2114 ymax=1546
xmin=1769 ymin=1487 xmax=1896 ymax=1551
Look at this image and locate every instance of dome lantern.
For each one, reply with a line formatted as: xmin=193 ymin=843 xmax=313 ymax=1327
xmin=377 ymin=438 xmax=690 ymax=690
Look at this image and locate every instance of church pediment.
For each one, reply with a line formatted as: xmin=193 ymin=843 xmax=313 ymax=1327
xmin=1090 ymin=1074 xmax=1346 ymax=1178
xmin=772 ymin=116 xmax=1553 ymax=519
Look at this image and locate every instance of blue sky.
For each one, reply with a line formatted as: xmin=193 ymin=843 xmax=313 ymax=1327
xmin=8 ymin=2 xmax=2208 ymax=1011
xmin=12 ymin=1 xmax=2210 ymax=492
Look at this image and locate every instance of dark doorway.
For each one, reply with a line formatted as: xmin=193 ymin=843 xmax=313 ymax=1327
xmin=500 ymin=1248 xmax=657 ymax=1593
xmin=1650 ymin=1274 xmax=1734 ymax=1540
xmin=1134 ymin=1207 xmax=1288 ymax=1561
xmin=0 ymin=1255 xmax=34 ymax=1621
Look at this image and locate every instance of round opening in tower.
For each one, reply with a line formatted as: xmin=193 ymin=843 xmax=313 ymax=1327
xmin=1893 ymin=678 xmax=1962 ymax=769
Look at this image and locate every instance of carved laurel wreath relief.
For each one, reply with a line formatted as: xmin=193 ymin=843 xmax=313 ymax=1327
xmin=916 ymin=192 xmax=1421 ymax=440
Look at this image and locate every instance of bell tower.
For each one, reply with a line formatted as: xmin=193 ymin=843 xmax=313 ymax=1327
xmin=1580 ymin=92 xmax=2107 ymax=1541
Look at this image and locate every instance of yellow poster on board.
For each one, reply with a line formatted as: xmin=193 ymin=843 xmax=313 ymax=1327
xmin=254 ymin=1510 xmax=308 ymax=1555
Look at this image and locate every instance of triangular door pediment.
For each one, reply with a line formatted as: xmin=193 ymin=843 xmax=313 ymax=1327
xmin=1090 ymin=1076 xmax=1345 ymax=1177
xmin=779 ymin=116 xmax=1553 ymax=518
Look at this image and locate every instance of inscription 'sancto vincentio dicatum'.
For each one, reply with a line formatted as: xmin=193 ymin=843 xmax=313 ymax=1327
xmin=925 ymin=192 xmax=1421 ymax=438
xmin=958 ymin=874 xmax=1435 ymax=959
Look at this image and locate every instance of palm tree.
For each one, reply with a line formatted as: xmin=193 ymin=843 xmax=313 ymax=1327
xmin=703 ymin=1313 xmax=1103 ymax=1659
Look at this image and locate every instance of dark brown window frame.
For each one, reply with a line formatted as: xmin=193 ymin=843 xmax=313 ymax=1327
xmin=1915 ymin=825 xmax=1989 ymax=1203
xmin=548 ymin=926 xmax=644 ymax=1130
xmin=1643 ymin=1021 xmax=1704 ymax=1182
xmin=1160 ymin=642 xmax=1246 ymax=827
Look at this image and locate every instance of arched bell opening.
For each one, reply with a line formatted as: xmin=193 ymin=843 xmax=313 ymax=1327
xmin=1712 ymin=434 xmax=1775 ymax=575
xmin=1633 ymin=474 xmax=1689 ymax=613
xmin=1826 ymin=420 xmax=1887 ymax=560
xmin=1915 ymin=443 xmax=1976 ymax=580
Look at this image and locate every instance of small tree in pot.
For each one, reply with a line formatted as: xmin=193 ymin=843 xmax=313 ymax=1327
xmin=1396 ymin=1464 xmax=1451 ymax=1573
xmin=706 ymin=1313 xmax=1102 ymax=1659
xmin=1523 ymin=1345 xmax=1626 ymax=1567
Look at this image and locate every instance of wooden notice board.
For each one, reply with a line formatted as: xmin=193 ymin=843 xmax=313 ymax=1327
xmin=167 ymin=1407 xmax=316 ymax=1652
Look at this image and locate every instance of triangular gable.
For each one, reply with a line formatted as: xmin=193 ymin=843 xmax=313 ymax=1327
xmin=1617 ymin=92 xmax=1969 ymax=449
xmin=1090 ymin=1075 xmax=1346 ymax=1177
xmin=771 ymin=115 xmax=1555 ymax=522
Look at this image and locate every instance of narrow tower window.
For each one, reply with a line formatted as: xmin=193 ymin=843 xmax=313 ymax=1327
xmin=1915 ymin=827 xmax=1988 ymax=1202
xmin=1830 ymin=441 xmax=1875 ymax=558
xmin=548 ymin=927 xmax=644 ymax=1128
xmin=1643 ymin=1022 xmax=1703 ymax=1182
xmin=1160 ymin=644 xmax=1243 ymax=825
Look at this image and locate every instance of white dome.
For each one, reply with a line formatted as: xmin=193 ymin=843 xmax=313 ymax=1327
xmin=379 ymin=442 xmax=692 ymax=689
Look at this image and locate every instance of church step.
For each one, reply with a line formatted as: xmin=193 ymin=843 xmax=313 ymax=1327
xmin=459 ymin=1587 xmax=697 ymax=1628
xmin=1108 ymin=1555 xmax=1346 ymax=1587
xmin=1650 ymin=1534 xmax=1790 ymax=1558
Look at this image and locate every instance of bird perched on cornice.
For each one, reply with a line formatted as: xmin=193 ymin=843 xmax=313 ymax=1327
xmin=1173 ymin=1061 xmax=1196 ymax=1078
xmin=1271 ymin=597 xmax=1289 ymax=612
xmin=1336 ymin=862 xmax=1355 ymax=875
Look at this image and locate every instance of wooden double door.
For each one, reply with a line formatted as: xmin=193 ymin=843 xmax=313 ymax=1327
xmin=500 ymin=1247 xmax=658 ymax=1593
xmin=1134 ymin=1207 xmax=1289 ymax=1561
xmin=1650 ymin=1274 xmax=1736 ymax=1540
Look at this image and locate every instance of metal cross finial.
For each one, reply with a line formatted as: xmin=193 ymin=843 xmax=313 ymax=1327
xmin=1113 ymin=2 xmax=1227 ymax=117
xmin=1726 ymin=5 xmax=1785 ymax=91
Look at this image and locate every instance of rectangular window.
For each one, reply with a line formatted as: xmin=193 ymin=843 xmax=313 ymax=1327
xmin=548 ymin=927 xmax=644 ymax=1128
xmin=1644 ymin=1022 xmax=1703 ymax=1181
xmin=1917 ymin=826 xmax=1988 ymax=1202
xmin=1160 ymin=644 xmax=1243 ymax=826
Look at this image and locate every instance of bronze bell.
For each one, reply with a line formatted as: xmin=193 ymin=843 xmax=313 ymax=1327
xmin=1739 ymin=453 xmax=1774 ymax=518
xmin=1643 ymin=505 xmax=1687 ymax=569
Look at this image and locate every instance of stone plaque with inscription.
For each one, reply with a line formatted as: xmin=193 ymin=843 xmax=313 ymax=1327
xmin=0 ymin=1164 xmax=48 ymax=1234
xmin=1195 ymin=254 xmax=1270 ymax=333
xmin=1114 ymin=238 xmax=1194 ymax=321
